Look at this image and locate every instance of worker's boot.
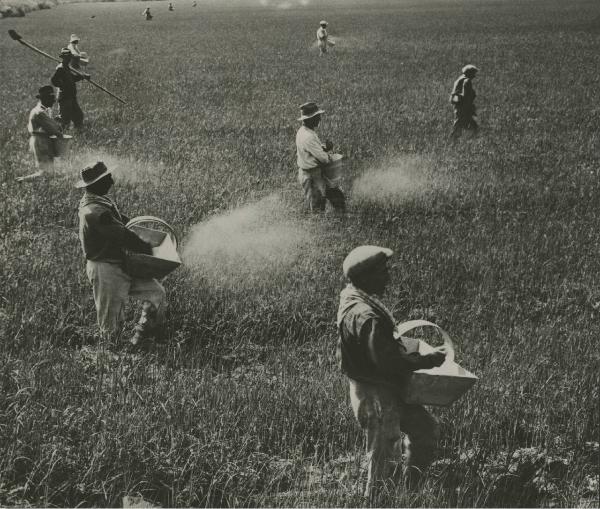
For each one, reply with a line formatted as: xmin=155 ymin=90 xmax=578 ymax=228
xmin=130 ymin=301 xmax=158 ymax=347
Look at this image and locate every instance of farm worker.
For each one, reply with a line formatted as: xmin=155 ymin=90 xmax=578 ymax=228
xmin=142 ymin=7 xmax=153 ymax=20
xmin=296 ymin=101 xmax=345 ymax=212
xmin=77 ymin=162 xmax=167 ymax=346
xmin=51 ymin=48 xmax=90 ymax=130
xmin=337 ymin=246 xmax=447 ymax=499
xmin=317 ymin=20 xmax=334 ymax=55
xmin=17 ymin=85 xmax=64 ymax=182
xmin=67 ymin=34 xmax=89 ymax=70
xmin=168 ymin=2 xmax=174 ymax=10
xmin=450 ymin=64 xmax=479 ymax=139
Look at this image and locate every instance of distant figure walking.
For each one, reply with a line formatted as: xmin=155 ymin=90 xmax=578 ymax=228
xmin=450 ymin=64 xmax=479 ymax=139
xmin=67 ymin=34 xmax=89 ymax=70
xmin=51 ymin=48 xmax=90 ymax=130
xmin=168 ymin=2 xmax=174 ymax=11
xmin=317 ymin=20 xmax=334 ymax=55
xmin=18 ymin=86 xmax=64 ymax=181
xmin=295 ymin=102 xmax=345 ymax=213
xmin=337 ymin=246 xmax=447 ymax=499
xmin=142 ymin=7 xmax=153 ymax=20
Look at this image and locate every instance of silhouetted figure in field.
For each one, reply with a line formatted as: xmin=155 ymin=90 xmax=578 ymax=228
xmin=51 ymin=48 xmax=90 ymax=129
xmin=450 ymin=64 xmax=479 ymax=139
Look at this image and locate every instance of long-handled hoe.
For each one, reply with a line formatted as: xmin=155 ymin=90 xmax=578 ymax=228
xmin=8 ymin=29 xmax=127 ymax=105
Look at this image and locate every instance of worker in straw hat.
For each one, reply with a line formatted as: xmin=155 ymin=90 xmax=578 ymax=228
xmin=316 ymin=20 xmax=334 ymax=56
xmin=450 ymin=64 xmax=479 ymax=139
xmin=51 ymin=48 xmax=90 ymax=130
xmin=17 ymin=85 xmax=64 ymax=182
xmin=295 ymin=101 xmax=345 ymax=213
xmin=77 ymin=162 xmax=167 ymax=347
xmin=67 ymin=34 xmax=89 ymax=70
xmin=337 ymin=246 xmax=447 ymax=499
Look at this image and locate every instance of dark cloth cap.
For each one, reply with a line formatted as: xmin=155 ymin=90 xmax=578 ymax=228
xmin=343 ymin=245 xmax=394 ymax=281
xmin=75 ymin=161 xmax=111 ymax=188
xmin=36 ymin=85 xmax=55 ymax=98
xmin=59 ymin=47 xmax=72 ymax=57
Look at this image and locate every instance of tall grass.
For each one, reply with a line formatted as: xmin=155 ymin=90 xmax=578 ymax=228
xmin=1 ymin=0 xmax=599 ymax=506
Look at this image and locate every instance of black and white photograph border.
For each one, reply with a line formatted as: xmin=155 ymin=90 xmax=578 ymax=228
xmin=1 ymin=0 xmax=599 ymax=507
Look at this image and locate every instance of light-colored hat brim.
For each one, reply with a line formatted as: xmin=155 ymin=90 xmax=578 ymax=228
xmin=75 ymin=169 xmax=111 ymax=188
xmin=298 ymin=109 xmax=325 ymax=121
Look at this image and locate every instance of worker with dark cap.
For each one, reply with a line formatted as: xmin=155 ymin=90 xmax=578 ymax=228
xmin=51 ymin=48 xmax=90 ymax=130
xmin=450 ymin=64 xmax=479 ymax=139
xmin=296 ymin=101 xmax=345 ymax=212
xmin=337 ymin=246 xmax=447 ymax=499
xmin=17 ymin=85 xmax=64 ymax=181
xmin=77 ymin=162 xmax=167 ymax=347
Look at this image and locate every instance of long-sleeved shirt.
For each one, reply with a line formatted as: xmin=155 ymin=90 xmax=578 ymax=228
xmin=27 ymin=103 xmax=62 ymax=136
xmin=317 ymin=27 xmax=327 ymax=44
xmin=78 ymin=193 xmax=151 ymax=262
xmin=51 ymin=64 xmax=84 ymax=100
xmin=296 ymin=125 xmax=331 ymax=170
xmin=337 ymin=301 xmax=441 ymax=386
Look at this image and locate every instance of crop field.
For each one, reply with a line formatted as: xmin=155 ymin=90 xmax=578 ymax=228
xmin=1 ymin=0 xmax=600 ymax=506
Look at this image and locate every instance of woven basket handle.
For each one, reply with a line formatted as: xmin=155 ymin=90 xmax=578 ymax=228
xmin=126 ymin=216 xmax=178 ymax=248
xmin=395 ymin=320 xmax=455 ymax=365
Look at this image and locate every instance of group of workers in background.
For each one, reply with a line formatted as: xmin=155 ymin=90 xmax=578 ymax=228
xmin=13 ymin=15 xmax=481 ymax=499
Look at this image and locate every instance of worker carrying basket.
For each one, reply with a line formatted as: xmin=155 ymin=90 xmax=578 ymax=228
xmin=77 ymin=162 xmax=181 ymax=347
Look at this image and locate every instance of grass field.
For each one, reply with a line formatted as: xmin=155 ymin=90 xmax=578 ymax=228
xmin=1 ymin=0 xmax=600 ymax=506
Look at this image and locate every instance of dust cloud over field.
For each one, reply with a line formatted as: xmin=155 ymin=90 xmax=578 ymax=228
xmin=182 ymin=195 xmax=310 ymax=287
xmin=352 ymin=155 xmax=438 ymax=205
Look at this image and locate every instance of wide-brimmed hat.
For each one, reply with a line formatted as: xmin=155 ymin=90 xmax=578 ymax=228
xmin=70 ymin=34 xmax=80 ymax=43
xmin=298 ymin=102 xmax=325 ymax=121
xmin=462 ymin=64 xmax=479 ymax=75
xmin=59 ymin=47 xmax=72 ymax=58
xmin=75 ymin=161 xmax=111 ymax=188
xmin=36 ymin=85 xmax=55 ymax=99
xmin=343 ymin=245 xmax=393 ymax=280
xmin=320 ymin=20 xmax=328 ymax=26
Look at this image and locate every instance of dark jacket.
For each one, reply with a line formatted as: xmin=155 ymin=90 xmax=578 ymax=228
xmin=337 ymin=302 xmax=440 ymax=387
xmin=51 ymin=64 xmax=84 ymax=100
xmin=78 ymin=193 xmax=151 ymax=262
xmin=451 ymin=74 xmax=476 ymax=110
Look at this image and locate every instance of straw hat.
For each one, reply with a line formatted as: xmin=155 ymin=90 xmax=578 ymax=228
xmin=320 ymin=20 xmax=328 ymax=26
xmin=343 ymin=245 xmax=393 ymax=280
xmin=298 ymin=102 xmax=325 ymax=121
xmin=462 ymin=64 xmax=479 ymax=75
xmin=75 ymin=162 xmax=111 ymax=188
xmin=36 ymin=85 xmax=55 ymax=99
xmin=70 ymin=34 xmax=80 ymax=43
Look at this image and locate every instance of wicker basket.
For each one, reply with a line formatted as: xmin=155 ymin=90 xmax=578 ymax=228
xmin=323 ymin=153 xmax=344 ymax=183
xmin=124 ymin=216 xmax=181 ymax=280
xmin=395 ymin=320 xmax=477 ymax=407
xmin=50 ymin=135 xmax=72 ymax=157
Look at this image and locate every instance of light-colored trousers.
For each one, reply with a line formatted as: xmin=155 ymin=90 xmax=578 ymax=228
xmin=349 ymin=379 xmax=439 ymax=498
xmin=86 ymin=260 xmax=166 ymax=335
xmin=29 ymin=136 xmax=54 ymax=169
